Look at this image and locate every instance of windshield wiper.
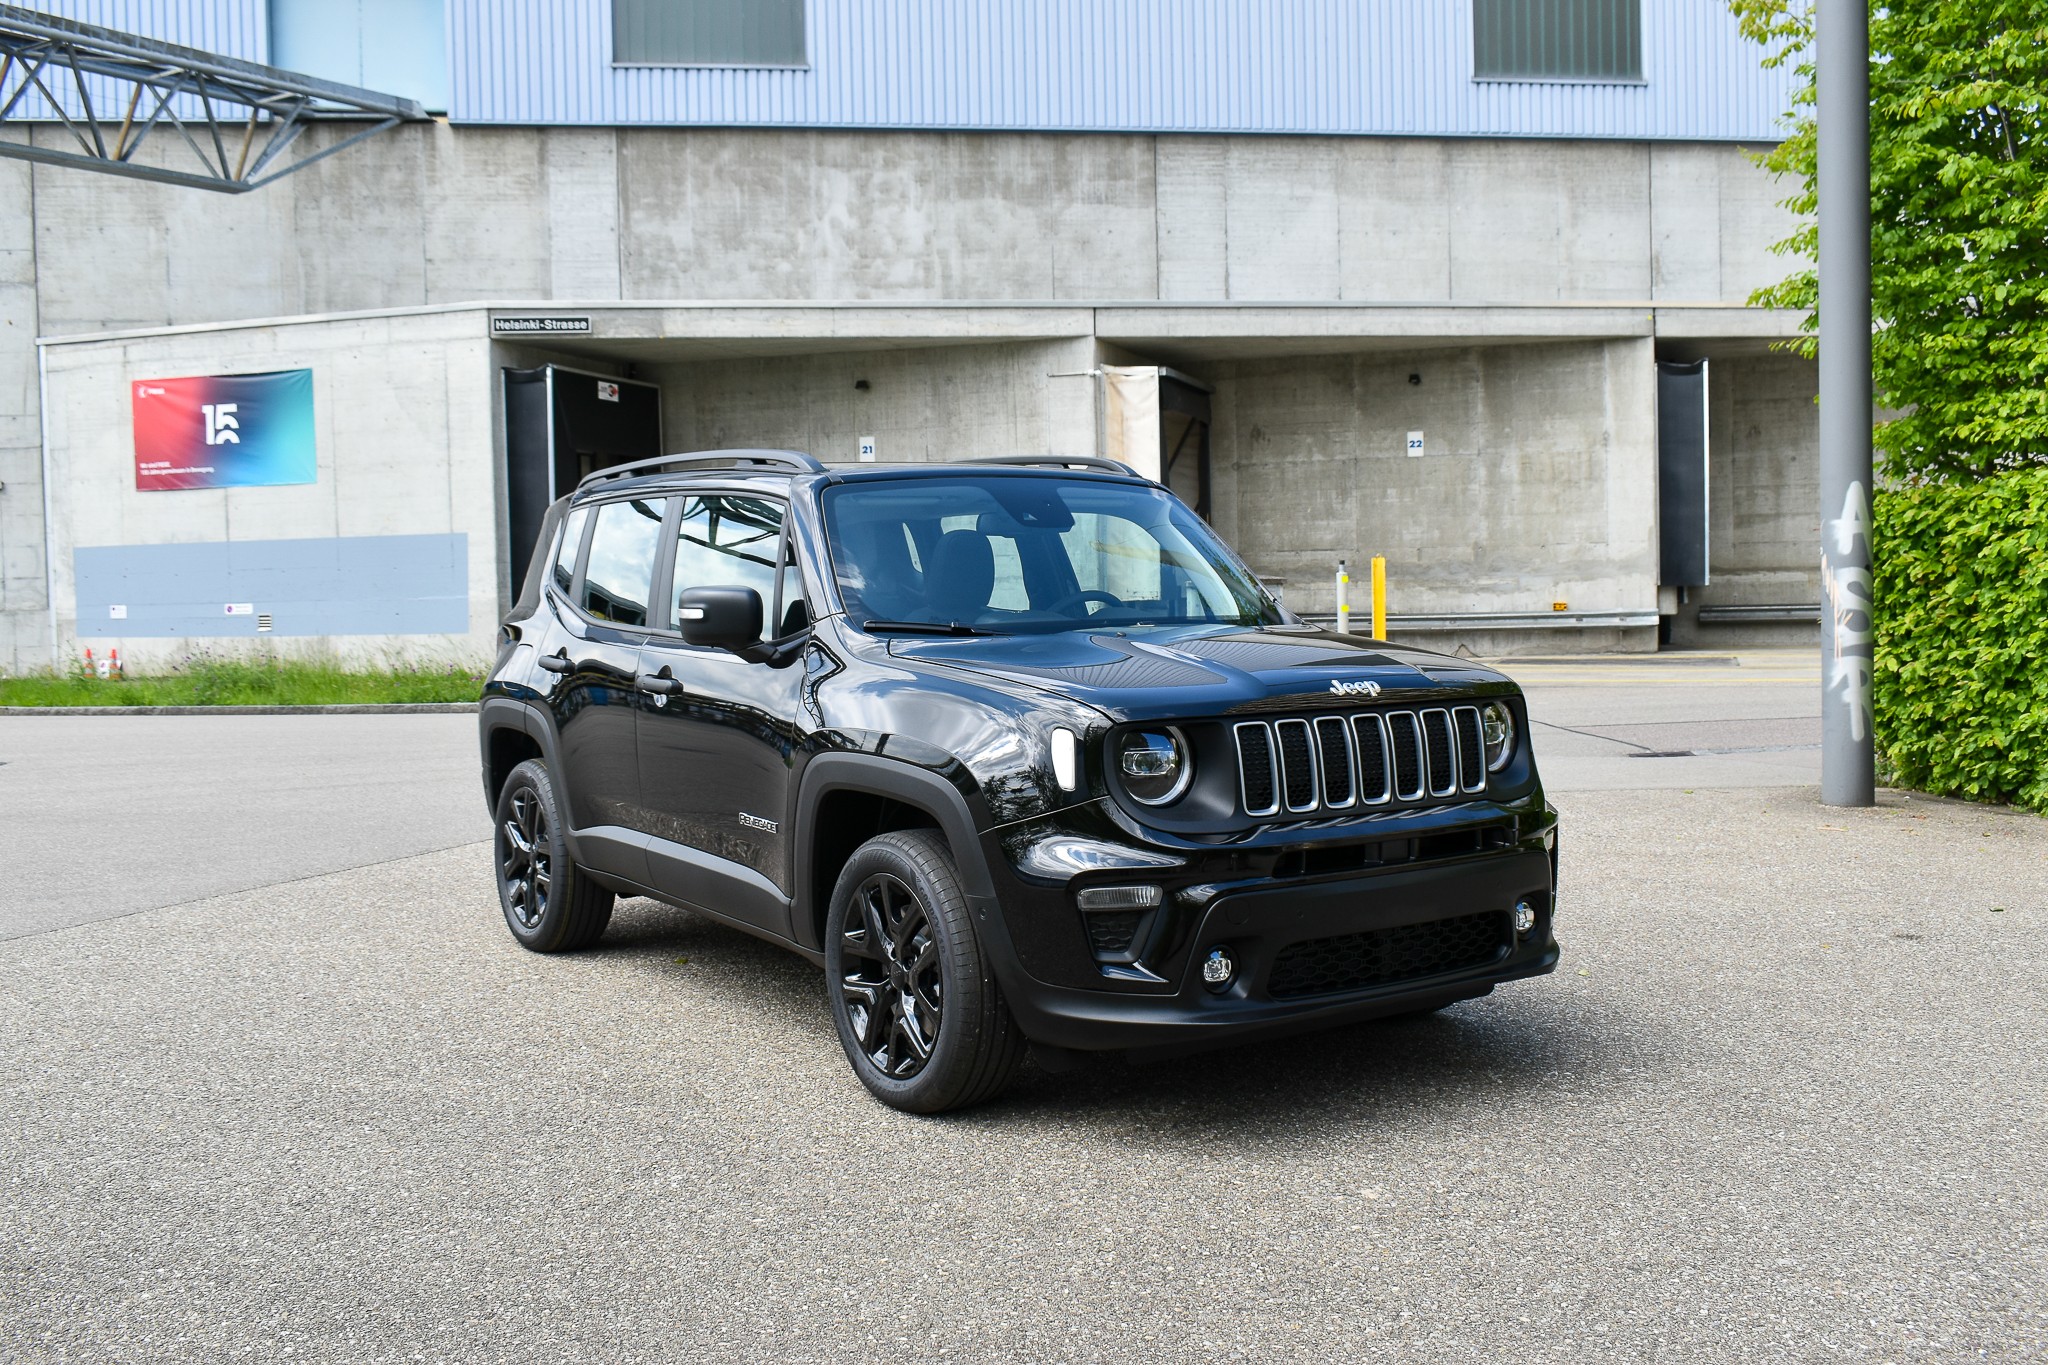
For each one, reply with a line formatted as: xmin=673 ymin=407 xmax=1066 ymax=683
xmin=861 ymin=619 xmax=999 ymax=637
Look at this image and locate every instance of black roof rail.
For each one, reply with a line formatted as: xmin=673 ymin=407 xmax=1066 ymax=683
xmin=575 ymin=449 xmax=825 ymax=490
xmin=966 ymin=455 xmax=1140 ymax=476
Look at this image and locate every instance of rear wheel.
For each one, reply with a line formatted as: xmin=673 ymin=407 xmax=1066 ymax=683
xmin=494 ymin=758 xmax=613 ymax=953
xmin=824 ymin=830 xmax=1025 ymax=1113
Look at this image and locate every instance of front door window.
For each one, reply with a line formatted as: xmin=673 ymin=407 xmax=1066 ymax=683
xmin=668 ymin=494 xmax=787 ymax=632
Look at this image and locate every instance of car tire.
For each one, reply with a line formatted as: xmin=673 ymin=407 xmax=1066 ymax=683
xmin=494 ymin=758 xmax=614 ymax=953
xmin=824 ymin=829 xmax=1025 ymax=1114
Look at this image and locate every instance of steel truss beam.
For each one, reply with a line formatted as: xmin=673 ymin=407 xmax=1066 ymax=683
xmin=0 ymin=4 xmax=427 ymax=194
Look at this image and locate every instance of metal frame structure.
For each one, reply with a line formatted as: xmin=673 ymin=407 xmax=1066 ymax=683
xmin=0 ymin=4 xmax=426 ymax=194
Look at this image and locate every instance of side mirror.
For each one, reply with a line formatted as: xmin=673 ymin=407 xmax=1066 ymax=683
xmin=677 ymin=585 xmax=763 ymax=652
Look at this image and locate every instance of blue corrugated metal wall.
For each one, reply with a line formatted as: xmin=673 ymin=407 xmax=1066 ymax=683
xmin=8 ymin=0 xmax=1796 ymax=140
xmin=20 ymin=0 xmax=267 ymax=57
xmin=4 ymin=1 xmax=267 ymax=122
xmin=448 ymin=0 xmax=1795 ymax=139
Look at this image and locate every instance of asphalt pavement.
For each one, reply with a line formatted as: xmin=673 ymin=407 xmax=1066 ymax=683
xmin=2 ymin=652 xmax=2043 ymax=1362
xmin=0 ymin=648 xmax=1820 ymax=939
xmin=0 ymin=713 xmax=487 ymax=939
xmin=1512 ymin=647 xmax=1823 ymax=790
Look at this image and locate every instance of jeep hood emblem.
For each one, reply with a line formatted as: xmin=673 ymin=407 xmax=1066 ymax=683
xmin=1329 ymin=678 xmax=1382 ymax=698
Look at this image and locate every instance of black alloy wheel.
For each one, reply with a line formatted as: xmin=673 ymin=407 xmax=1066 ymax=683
xmin=500 ymin=785 xmax=552 ymax=932
xmin=838 ymin=872 xmax=944 ymax=1079
xmin=824 ymin=830 xmax=1025 ymax=1113
xmin=492 ymin=758 xmax=614 ymax=953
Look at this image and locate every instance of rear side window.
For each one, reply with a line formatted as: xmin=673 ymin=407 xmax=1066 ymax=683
xmin=581 ymin=498 xmax=667 ymax=627
xmin=551 ymin=507 xmax=590 ymax=597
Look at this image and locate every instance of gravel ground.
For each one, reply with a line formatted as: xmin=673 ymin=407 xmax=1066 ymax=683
xmin=3 ymin=784 xmax=2043 ymax=1362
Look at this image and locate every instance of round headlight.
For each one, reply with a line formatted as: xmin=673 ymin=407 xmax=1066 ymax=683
xmin=1481 ymin=702 xmax=1516 ymax=772
xmin=1115 ymin=728 xmax=1192 ymax=806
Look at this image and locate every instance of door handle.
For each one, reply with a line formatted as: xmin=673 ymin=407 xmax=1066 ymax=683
xmin=536 ymin=649 xmax=572 ymax=675
xmin=635 ymin=671 xmax=684 ymax=696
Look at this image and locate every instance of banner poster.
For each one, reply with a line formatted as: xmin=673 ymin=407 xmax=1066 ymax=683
xmin=132 ymin=369 xmax=317 ymax=491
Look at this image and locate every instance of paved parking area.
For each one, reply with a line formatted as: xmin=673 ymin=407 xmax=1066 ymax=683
xmin=1512 ymin=647 xmax=1823 ymax=790
xmin=0 ymin=714 xmax=485 ymax=940
xmin=3 ymin=654 xmax=2043 ymax=1362
xmin=0 ymin=649 xmax=1820 ymax=940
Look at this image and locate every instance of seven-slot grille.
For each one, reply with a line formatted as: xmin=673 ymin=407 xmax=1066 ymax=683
xmin=1234 ymin=705 xmax=1490 ymax=818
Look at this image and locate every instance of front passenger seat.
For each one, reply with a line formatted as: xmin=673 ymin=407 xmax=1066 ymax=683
xmin=925 ymin=530 xmax=996 ymax=623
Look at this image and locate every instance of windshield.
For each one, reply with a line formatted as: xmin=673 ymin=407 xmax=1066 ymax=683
xmin=820 ymin=475 xmax=1284 ymax=634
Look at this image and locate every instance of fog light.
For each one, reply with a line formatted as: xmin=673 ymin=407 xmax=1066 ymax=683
xmin=1201 ymin=946 xmax=1235 ymax=991
xmin=1513 ymin=900 xmax=1536 ymax=936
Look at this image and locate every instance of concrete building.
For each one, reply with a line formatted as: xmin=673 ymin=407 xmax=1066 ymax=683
xmin=0 ymin=0 xmax=1817 ymax=671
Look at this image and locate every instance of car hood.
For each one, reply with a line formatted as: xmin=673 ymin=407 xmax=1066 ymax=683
xmin=883 ymin=623 xmax=1516 ymax=723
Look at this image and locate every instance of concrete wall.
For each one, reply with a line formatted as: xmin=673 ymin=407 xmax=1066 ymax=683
xmin=41 ymin=311 xmax=501 ymax=669
xmin=0 ymin=121 xmax=1804 ymax=668
xmin=0 ymin=132 xmax=44 ymax=674
xmin=1207 ymin=340 xmax=1661 ymax=651
xmin=649 ymin=339 xmax=1100 ymax=468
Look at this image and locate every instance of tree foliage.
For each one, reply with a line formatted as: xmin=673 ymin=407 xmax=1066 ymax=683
xmin=1731 ymin=1 xmax=2048 ymax=481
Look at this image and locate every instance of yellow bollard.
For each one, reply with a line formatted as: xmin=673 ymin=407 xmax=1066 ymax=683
xmin=1370 ymin=555 xmax=1387 ymax=641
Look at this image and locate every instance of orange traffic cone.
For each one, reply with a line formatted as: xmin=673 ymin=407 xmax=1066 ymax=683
xmin=83 ymin=647 xmax=94 ymax=678
xmin=110 ymin=648 xmax=124 ymax=681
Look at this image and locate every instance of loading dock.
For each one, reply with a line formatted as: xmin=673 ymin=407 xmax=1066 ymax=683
xmin=33 ymin=300 xmax=1813 ymax=668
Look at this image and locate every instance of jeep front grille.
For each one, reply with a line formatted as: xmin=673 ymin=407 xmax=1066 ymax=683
xmin=1233 ymin=705 xmax=1489 ymax=819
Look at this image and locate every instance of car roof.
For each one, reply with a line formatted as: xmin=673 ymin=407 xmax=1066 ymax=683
xmin=567 ymin=452 xmax=1147 ymax=503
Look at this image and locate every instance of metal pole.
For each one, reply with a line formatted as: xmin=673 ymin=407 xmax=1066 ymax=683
xmin=1819 ymin=0 xmax=1875 ymax=806
xmin=1336 ymin=559 xmax=1350 ymax=634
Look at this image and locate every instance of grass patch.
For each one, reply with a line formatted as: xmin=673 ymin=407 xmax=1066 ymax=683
xmin=0 ymin=654 xmax=485 ymax=708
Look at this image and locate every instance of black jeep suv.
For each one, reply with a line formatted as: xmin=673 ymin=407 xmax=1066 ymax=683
xmin=480 ymin=451 xmax=1559 ymax=1112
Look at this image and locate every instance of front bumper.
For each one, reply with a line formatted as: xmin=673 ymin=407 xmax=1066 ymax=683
xmin=973 ymin=840 xmax=1559 ymax=1055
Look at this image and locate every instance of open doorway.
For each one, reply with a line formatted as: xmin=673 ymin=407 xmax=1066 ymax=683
xmin=1102 ymin=364 xmax=1213 ymax=519
xmin=1159 ymin=371 xmax=1212 ymax=520
xmin=503 ymin=365 xmax=662 ymax=590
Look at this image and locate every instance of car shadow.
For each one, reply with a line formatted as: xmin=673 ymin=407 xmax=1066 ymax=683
xmin=595 ymin=897 xmax=1652 ymax=1148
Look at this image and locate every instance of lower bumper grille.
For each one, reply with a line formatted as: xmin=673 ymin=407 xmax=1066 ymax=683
xmin=1085 ymin=910 xmax=1144 ymax=958
xmin=1265 ymin=910 xmax=1509 ymax=1000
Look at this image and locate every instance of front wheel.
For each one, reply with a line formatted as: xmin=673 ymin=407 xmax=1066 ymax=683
xmin=494 ymin=758 xmax=613 ymax=953
xmin=824 ymin=830 xmax=1025 ymax=1113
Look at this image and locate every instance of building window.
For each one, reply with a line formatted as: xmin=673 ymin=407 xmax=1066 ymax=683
xmin=1473 ymin=0 xmax=1642 ymax=82
xmin=613 ymin=0 xmax=808 ymax=68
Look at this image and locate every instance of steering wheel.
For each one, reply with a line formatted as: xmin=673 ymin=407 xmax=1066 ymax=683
xmin=1044 ymin=589 xmax=1123 ymax=617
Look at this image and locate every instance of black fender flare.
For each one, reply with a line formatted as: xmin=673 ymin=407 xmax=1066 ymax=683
xmin=792 ymin=751 xmax=996 ymax=953
xmin=477 ymin=694 xmax=588 ymax=850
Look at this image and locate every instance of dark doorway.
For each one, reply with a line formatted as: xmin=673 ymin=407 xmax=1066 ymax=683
xmin=503 ymin=365 xmax=662 ymax=593
xmin=1656 ymin=359 xmax=1710 ymax=589
xmin=1159 ymin=370 xmax=1213 ymax=520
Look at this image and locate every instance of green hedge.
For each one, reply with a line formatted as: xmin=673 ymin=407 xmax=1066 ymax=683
xmin=1874 ymin=467 xmax=2048 ymax=812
